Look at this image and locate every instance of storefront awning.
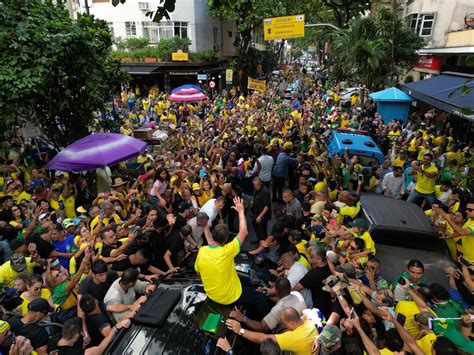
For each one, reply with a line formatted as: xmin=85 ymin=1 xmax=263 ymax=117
xmin=122 ymin=66 xmax=161 ymax=75
xmin=401 ymin=75 xmax=474 ymax=121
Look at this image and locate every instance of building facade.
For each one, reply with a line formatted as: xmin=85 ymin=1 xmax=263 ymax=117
xmin=398 ymin=0 xmax=474 ymax=80
xmin=77 ymin=0 xmax=236 ymax=57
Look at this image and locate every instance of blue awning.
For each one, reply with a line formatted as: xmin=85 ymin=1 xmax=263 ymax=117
xmin=401 ymin=75 xmax=474 ymax=120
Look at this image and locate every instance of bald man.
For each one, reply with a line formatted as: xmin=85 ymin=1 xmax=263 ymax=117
xmin=226 ymin=307 xmax=318 ymax=355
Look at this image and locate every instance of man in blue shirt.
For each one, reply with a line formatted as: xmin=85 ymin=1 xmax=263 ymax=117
xmin=272 ymin=147 xmax=297 ymax=203
xmin=52 ymin=223 xmax=75 ymax=271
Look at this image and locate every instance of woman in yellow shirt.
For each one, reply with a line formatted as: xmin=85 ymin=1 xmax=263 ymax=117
xmin=18 ymin=274 xmax=54 ymax=315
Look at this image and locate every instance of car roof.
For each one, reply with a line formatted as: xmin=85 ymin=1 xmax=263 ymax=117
xmin=105 ymin=275 xmax=231 ymax=354
xmin=329 ymin=131 xmax=384 ymax=164
xmin=360 ymin=194 xmax=438 ymax=237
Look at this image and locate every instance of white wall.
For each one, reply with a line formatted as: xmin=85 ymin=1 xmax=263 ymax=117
xmin=403 ymin=0 xmax=474 ymax=48
xmin=81 ymin=0 xmax=235 ymax=54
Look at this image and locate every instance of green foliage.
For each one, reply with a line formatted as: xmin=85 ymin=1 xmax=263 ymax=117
xmin=114 ymin=37 xmax=149 ymax=52
xmin=0 ymin=0 xmax=128 ymax=146
xmin=111 ymin=50 xmax=130 ymax=59
xmin=329 ymin=8 xmax=423 ymax=90
xmin=189 ymin=50 xmax=217 ymax=62
xmin=130 ymin=46 xmax=159 ymax=59
xmin=156 ymin=36 xmax=191 ymax=61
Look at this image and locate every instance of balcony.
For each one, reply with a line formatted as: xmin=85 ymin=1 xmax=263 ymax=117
xmin=446 ymin=29 xmax=474 ymax=47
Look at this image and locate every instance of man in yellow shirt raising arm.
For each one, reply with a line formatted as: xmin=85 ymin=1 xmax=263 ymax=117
xmin=194 ymin=197 xmax=269 ymax=319
xmin=407 ymin=153 xmax=438 ymax=207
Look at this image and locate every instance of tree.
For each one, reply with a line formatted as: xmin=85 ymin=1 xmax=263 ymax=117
xmin=0 ymin=0 xmax=127 ymax=147
xmin=329 ymin=8 xmax=423 ymax=91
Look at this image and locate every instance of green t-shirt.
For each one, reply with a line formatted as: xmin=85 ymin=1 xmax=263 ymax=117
xmin=52 ymin=282 xmax=69 ymax=306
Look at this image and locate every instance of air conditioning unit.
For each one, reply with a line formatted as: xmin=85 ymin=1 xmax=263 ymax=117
xmin=138 ymin=2 xmax=150 ymax=10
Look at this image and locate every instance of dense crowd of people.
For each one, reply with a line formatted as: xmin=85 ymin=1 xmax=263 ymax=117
xmin=0 ymin=75 xmax=473 ymax=355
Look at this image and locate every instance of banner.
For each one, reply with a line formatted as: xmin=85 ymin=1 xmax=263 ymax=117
xmin=225 ymin=69 xmax=233 ymax=84
xmin=248 ymin=77 xmax=266 ymax=92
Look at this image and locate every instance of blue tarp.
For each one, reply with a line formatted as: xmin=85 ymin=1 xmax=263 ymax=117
xmin=369 ymin=87 xmax=413 ymax=101
xmin=401 ymin=75 xmax=474 ymax=121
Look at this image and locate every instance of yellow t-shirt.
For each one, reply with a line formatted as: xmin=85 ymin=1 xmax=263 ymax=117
xmin=352 ymin=231 xmax=376 ymax=254
xmin=417 ymin=147 xmax=430 ymax=161
xmin=15 ymin=191 xmax=31 ymax=204
xmin=295 ymin=240 xmax=309 ymax=260
xmin=298 ymin=255 xmax=311 ymax=270
xmin=195 ymin=237 xmax=242 ymax=305
xmin=417 ymin=332 xmax=437 ymax=355
xmin=339 ymin=202 xmax=361 ymax=219
xmin=63 ymin=195 xmax=76 ymax=219
xmin=275 ymin=320 xmax=318 ymax=355
xmin=90 ymin=213 xmax=122 ymax=231
xmin=0 ymin=257 xmax=35 ymax=286
xmin=461 ymin=218 xmax=474 ymax=262
xmin=415 ymin=164 xmax=438 ymax=194
xmin=196 ymin=190 xmax=214 ymax=208
xmin=314 ymin=180 xmax=327 ymax=192
xmin=19 ymin=289 xmax=52 ymax=315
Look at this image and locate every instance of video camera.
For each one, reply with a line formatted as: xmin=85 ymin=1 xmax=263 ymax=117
xmin=0 ymin=287 xmax=23 ymax=311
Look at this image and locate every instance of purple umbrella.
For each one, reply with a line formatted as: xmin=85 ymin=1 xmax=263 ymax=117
xmin=46 ymin=133 xmax=147 ymax=173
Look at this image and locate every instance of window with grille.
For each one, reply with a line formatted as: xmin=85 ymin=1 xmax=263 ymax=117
xmin=407 ymin=13 xmax=435 ymax=37
xmin=142 ymin=21 xmax=188 ymax=43
xmin=125 ymin=21 xmax=137 ymax=37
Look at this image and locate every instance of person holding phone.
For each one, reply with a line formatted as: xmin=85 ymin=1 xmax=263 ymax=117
xmin=434 ymin=198 xmax=474 ymax=265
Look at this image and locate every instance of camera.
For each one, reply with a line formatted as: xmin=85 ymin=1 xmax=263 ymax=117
xmin=327 ymin=276 xmax=340 ymax=288
xmin=0 ymin=288 xmax=23 ymax=311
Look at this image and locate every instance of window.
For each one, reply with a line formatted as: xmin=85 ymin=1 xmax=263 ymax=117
xmin=228 ymin=31 xmax=233 ymax=38
xmin=142 ymin=21 xmax=188 ymax=43
xmin=174 ymin=22 xmax=188 ymax=38
xmin=142 ymin=22 xmax=159 ymax=43
xmin=107 ymin=22 xmax=114 ymax=40
xmin=407 ymin=13 xmax=435 ymax=37
xmin=125 ymin=21 xmax=136 ymax=37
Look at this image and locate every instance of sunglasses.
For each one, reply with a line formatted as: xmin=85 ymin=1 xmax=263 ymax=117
xmin=466 ymin=208 xmax=474 ymax=212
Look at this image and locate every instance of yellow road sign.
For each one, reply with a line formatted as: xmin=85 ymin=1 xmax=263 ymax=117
xmin=248 ymin=77 xmax=266 ymax=92
xmin=263 ymin=14 xmax=305 ymax=41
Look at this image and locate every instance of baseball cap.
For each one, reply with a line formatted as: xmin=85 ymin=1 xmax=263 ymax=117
xmin=10 ymin=253 xmax=27 ymax=273
xmin=414 ymin=312 xmax=433 ymax=326
xmin=192 ymin=183 xmax=201 ymax=191
xmin=28 ymin=298 xmax=54 ymax=313
xmin=0 ymin=321 xmax=10 ymax=334
xmin=317 ymin=325 xmax=342 ymax=349
xmin=9 ymin=239 xmax=26 ymax=252
xmin=76 ymin=206 xmax=87 ymax=214
xmin=63 ymin=218 xmax=75 ymax=229
xmin=349 ymin=218 xmax=367 ymax=230
xmin=39 ymin=213 xmax=50 ymax=222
